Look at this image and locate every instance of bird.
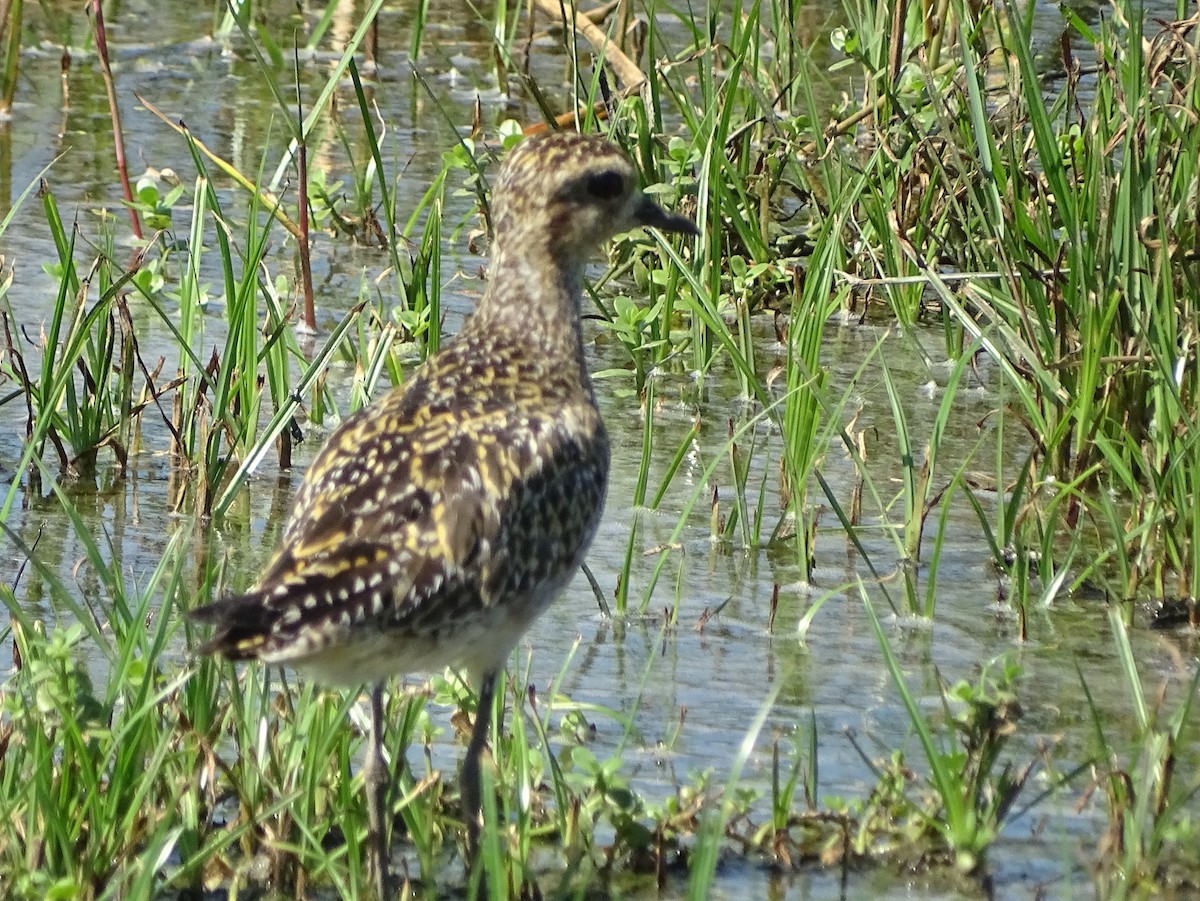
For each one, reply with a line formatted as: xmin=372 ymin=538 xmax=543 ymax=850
xmin=187 ymin=129 xmax=697 ymax=898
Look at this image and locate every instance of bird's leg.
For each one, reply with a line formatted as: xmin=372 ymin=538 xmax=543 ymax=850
xmin=460 ymin=670 xmax=498 ymax=864
xmin=365 ymin=682 xmax=391 ymax=900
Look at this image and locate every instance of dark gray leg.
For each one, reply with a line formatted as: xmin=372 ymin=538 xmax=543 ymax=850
xmin=365 ymin=682 xmax=390 ymax=899
xmin=460 ymin=670 xmax=498 ymax=863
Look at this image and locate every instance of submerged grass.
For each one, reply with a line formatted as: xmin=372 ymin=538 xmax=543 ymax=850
xmin=2 ymin=0 xmax=1200 ymax=897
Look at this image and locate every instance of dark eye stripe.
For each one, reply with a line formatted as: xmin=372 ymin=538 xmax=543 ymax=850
xmin=585 ymin=170 xmax=625 ymax=201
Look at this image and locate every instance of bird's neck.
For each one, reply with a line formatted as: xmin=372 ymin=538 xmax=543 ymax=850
xmin=467 ymin=241 xmax=591 ymax=378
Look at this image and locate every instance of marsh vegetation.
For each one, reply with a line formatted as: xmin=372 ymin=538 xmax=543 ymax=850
xmin=0 ymin=0 xmax=1198 ymax=898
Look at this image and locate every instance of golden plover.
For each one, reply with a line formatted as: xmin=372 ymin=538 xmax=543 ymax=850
xmin=188 ymin=130 xmax=697 ymax=896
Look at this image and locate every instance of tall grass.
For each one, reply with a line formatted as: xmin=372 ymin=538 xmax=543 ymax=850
xmin=732 ymin=0 xmax=1200 ymax=611
xmin=1088 ymin=611 xmax=1200 ymax=899
xmin=0 ymin=184 xmax=142 ymax=503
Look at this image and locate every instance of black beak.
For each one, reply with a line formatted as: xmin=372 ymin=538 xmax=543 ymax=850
xmin=634 ymin=194 xmax=699 ymax=236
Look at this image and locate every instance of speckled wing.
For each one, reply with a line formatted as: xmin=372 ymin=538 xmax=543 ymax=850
xmin=189 ymin=384 xmax=609 ymax=680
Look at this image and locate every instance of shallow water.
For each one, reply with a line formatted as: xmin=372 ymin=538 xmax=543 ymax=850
xmin=2 ymin=1 xmax=1198 ymax=899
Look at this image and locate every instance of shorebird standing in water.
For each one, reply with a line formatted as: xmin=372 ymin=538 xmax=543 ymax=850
xmin=189 ymin=130 xmax=697 ymax=897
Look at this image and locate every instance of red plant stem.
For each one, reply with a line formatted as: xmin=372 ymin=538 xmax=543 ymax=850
xmin=90 ymin=0 xmax=141 ymax=239
xmin=60 ymin=46 xmax=70 ymax=110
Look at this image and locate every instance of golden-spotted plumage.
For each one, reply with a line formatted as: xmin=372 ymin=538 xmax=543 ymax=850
xmin=198 ymin=335 xmax=609 ymax=684
xmin=188 ymin=130 xmax=696 ymax=894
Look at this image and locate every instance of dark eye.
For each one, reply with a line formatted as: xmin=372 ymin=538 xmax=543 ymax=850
xmin=585 ymin=170 xmax=625 ymax=201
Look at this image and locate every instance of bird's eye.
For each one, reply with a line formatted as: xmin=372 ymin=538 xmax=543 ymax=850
xmin=585 ymin=170 xmax=625 ymax=201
